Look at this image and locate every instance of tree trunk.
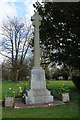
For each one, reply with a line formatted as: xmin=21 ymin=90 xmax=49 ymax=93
xmin=15 ymin=70 xmax=19 ymax=83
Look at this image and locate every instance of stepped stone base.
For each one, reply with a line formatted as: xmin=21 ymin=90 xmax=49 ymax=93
xmin=24 ymin=89 xmax=53 ymax=105
xmin=24 ymin=67 xmax=53 ymax=105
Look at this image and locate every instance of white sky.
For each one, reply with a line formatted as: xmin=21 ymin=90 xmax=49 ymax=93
xmin=0 ymin=1 xmax=17 ymax=63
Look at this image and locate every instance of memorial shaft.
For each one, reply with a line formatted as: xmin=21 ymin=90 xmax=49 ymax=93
xmin=31 ymin=12 xmax=42 ymax=67
xmin=34 ymin=18 xmax=40 ymax=67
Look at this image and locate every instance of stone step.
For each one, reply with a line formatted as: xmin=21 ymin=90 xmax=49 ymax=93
xmin=25 ymin=95 xmax=53 ymax=105
xmin=26 ymin=89 xmax=51 ymax=97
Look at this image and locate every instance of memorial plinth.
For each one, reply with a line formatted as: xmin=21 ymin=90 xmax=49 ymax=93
xmin=24 ymin=12 xmax=53 ymax=105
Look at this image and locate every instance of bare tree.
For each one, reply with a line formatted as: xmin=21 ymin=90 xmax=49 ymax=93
xmin=1 ymin=17 xmax=33 ymax=82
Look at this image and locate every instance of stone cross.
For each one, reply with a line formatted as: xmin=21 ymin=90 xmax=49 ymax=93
xmin=24 ymin=11 xmax=53 ymax=105
xmin=31 ymin=12 xmax=42 ymax=67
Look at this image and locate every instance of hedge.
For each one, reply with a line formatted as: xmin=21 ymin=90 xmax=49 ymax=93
xmin=72 ymin=75 xmax=80 ymax=90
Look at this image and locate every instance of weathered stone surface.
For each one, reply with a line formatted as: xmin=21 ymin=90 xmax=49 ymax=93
xmin=24 ymin=67 xmax=53 ymax=105
xmin=31 ymin=12 xmax=42 ymax=68
xmin=30 ymin=67 xmax=46 ymax=89
xmin=25 ymin=95 xmax=53 ymax=105
xmin=5 ymin=97 xmax=14 ymax=108
xmin=62 ymin=93 xmax=70 ymax=102
xmin=26 ymin=89 xmax=51 ymax=97
xmin=24 ymin=12 xmax=53 ymax=105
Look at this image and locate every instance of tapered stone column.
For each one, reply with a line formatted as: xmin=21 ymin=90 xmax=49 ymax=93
xmin=31 ymin=12 xmax=41 ymax=67
xmin=24 ymin=12 xmax=53 ymax=105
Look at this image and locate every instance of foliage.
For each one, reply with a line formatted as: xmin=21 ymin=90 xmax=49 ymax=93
xmin=5 ymin=81 xmax=27 ymax=98
xmin=53 ymin=72 xmax=69 ymax=80
xmin=16 ymin=81 xmax=27 ymax=97
xmin=54 ymin=83 xmax=70 ymax=95
xmin=1 ymin=17 xmax=33 ymax=82
xmin=6 ymin=88 xmax=15 ymax=97
xmin=2 ymin=58 xmax=33 ymax=81
xmin=72 ymin=75 xmax=80 ymax=90
xmin=52 ymin=64 xmax=70 ymax=80
xmin=34 ymin=2 xmax=80 ymax=70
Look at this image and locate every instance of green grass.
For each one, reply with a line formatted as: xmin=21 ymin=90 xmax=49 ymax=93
xmin=2 ymin=80 xmax=80 ymax=118
xmin=0 ymin=81 xmax=2 ymax=100
xmin=46 ymin=80 xmax=75 ymax=94
xmin=2 ymin=81 xmax=29 ymax=100
xmin=2 ymin=103 xmax=78 ymax=118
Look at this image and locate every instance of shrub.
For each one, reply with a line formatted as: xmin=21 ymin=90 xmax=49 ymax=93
xmin=72 ymin=75 xmax=80 ymax=90
xmin=6 ymin=88 xmax=15 ymax=97
xmin=54 ymin=83 xmax=70 ymax=95
xmin=5 ymin=82 xmax=27 ymax=98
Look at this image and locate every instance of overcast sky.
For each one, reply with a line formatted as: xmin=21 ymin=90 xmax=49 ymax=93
xmin=0 ymin=0 xmax=42 ymax=22
xmin=0 ymin=0 xmax=43 ymax=63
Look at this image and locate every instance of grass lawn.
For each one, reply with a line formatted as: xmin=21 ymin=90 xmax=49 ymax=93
xmin=2 ymin=81 xmax=29 ymax=100
xmin=2 ymin=80 xmax=80 ymax=119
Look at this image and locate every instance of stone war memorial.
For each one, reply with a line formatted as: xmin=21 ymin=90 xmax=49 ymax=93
xmin=24 ymin=11 xmax=53 ymax=105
